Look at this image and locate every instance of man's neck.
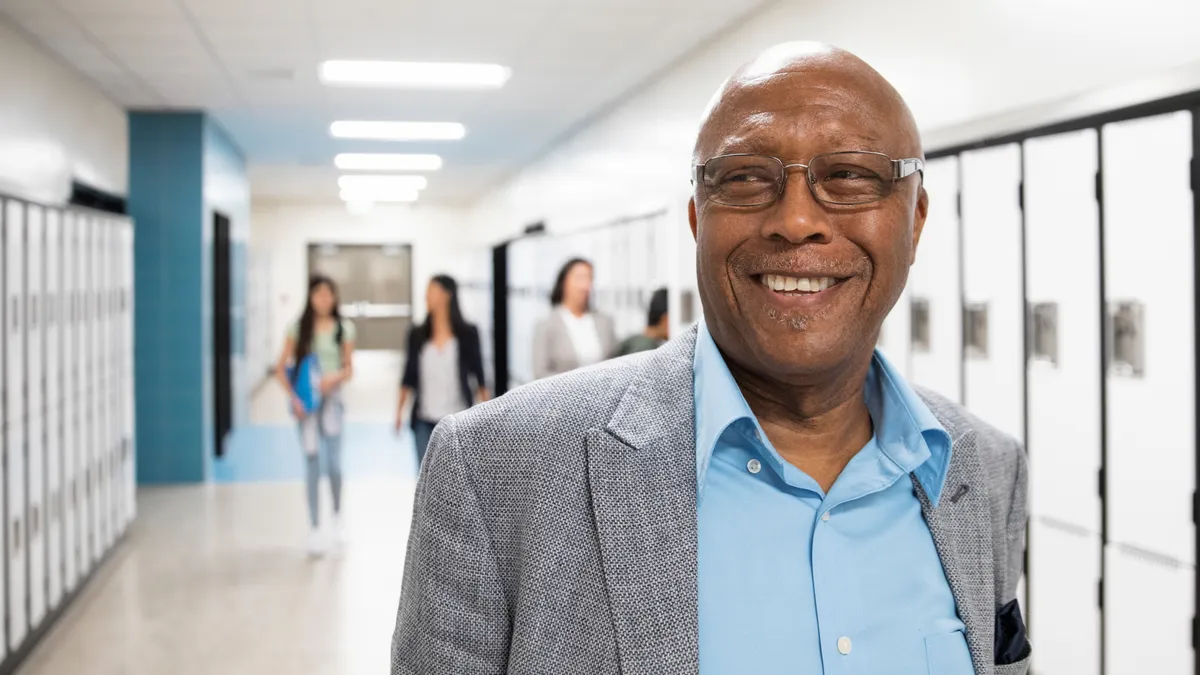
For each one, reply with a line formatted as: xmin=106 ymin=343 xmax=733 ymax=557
xmin=728 ymin=353 xmax=874 ymax=493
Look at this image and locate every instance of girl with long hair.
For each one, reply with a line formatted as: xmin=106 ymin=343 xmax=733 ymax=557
xmin=395 ymin=275 xmax=489 ymax=465
xmin=274 ymin=275 xmax=356 ymax=556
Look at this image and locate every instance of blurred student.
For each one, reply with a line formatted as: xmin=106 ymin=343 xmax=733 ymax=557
xmin=612 ymin=288 xmax=670 ymax=357
xmin=533 ymin=258 xmax=617 ymax=379
xmin=395 ymin=275 xmax=489 ymax=466
xmin=274 ymin=275 xmax=355 ymax=557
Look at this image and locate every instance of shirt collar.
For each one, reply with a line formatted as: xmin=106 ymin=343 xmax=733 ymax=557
xmin=692 ymin=321 xmax=954 ymax=506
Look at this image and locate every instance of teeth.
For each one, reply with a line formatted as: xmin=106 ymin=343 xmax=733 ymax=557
xmin=762 ymin=275 xmax=835 ymax=293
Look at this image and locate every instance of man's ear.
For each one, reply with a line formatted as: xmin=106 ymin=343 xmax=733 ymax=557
xmin=688 ymin=197 xmax=699 ymax=242
xmin=911 ymin=185 xmax=929 ymax=265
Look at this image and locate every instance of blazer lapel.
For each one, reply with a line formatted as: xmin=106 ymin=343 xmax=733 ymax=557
xmin=587 ymin=328 xmax=700 ymax=675
xmin=915 ymin=404 xmax=996 ymax=675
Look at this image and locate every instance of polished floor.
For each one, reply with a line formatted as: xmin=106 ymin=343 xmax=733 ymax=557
xmin=19 ymin=350 xmax=417 ymax=675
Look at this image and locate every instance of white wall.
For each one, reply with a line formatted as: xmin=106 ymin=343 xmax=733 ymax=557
xmin=249 ymin=202 xmax=472 ymax=357
xmin=466 ymin=0 xmax=1200 ymax=246
xmin=0 ymin=17 xmax=127 ymax=203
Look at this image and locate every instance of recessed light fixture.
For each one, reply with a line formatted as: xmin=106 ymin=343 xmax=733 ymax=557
xmin=334 ymin=153 xmax=443 ymax=171
xmin=338 ymin=175 xmax=428 ymax=191
xmin=330 ymin=121 xmax=466 ymax=141
xmin=339 ymin=188 xmax=420 ymax=203
xmin=320 ymin=60 xmax=511 ymax=89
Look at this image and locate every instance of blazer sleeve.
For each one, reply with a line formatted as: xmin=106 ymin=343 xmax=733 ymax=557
xmin=401 ymin=328 xmax=421 ymax=390
xmin=1003 ymin=438 xmax=1029 ymax=602
xmin=532 ymin=317 xmax=554 ymax=381
xmin=391 ymin=415 xmax=510 ymax=674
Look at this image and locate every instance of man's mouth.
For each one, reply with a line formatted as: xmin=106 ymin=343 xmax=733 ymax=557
xmin=757 ymin=273 xmax=847 ymax=295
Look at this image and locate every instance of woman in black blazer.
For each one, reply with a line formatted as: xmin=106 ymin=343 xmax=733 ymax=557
xmin=395 ymin=275 xmax=490 ymax=465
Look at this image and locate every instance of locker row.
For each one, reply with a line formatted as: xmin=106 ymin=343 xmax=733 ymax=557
xmin=506 ymin=211 xmax=668 ymax=388
xmin=874 ymin=110 xmax=1198 ymax=674
xmin=1 ymin=197 xmax=136 ymax=662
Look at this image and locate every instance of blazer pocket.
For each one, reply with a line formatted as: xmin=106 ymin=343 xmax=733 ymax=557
xmin=925 ymin=631 xmax=973 ymax=675
xmin=994 ymin=654 xmax=1031 ymax=675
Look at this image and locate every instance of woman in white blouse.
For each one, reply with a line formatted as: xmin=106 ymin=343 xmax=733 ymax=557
xmin=533 ymin=258 xmax=617 ymax=380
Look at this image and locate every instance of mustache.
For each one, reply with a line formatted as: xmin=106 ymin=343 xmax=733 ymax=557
xmin=728 ymin=246 xmax=870 ymax=278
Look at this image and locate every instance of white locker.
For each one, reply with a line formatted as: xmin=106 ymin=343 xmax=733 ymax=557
xmin=61 ymin=212 xmax=78 ymax=592
xmin=878 ymin=285 xmax=912 ymax=379
xmin=1023 ymin=129 xmax=1103 ymax=675
xmin=95 ymin=218 xmax=112 ymax=552
xmin=122 ymin=220 xmax=136 ymax=527
xmin=76 ymin=216 xmax=93 ymax=572
xmin=1029 ymin=519 xmax=1101 ymax=675
xmin=6 ymin=198 xmax=27 ymax=650
xmin=27 ymin=205 xmax=46 ymax=630
xmin=1102 ymin=111 xmax=1195 ymax=565
xmin=907 ymin=157 xmax=962 ymax=401
xmin=961 ymin=144 xmax=1025 ymax=442
xmin=1105 ymin=545 xmax=1194 ymax=675
xmin=124 ymin=220 xmax=136 ymax=521
xmin=45 ymin=208 xmax=63 ymax=612
xmin=0 ymin=200 xmax=9 ymax=659
xmin=107 ymin=219 xmax=121 ymax=537
xmin=83 ymin=217 xmax=98 ymax=567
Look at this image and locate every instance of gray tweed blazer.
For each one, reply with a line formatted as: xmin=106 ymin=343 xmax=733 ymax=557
xmin=392 ymin=326 xmax=1030 ymax=675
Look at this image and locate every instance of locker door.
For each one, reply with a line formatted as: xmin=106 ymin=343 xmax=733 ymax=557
xmin=0 ymin=201 xmax=9 ymax=659
xmin=107 ymin=220 xmax=120 ymax=537
xmin=95 ymin=218 xmax=111 ymax=552
xmin=908 ymin=156 xmax=962 ymax=401
xmin=961 ymin=144 xmax=1025 ymax=442
xmin=6 ymin=199 xmax=27 ymax=650
xmin=45 ymin=208 xmax=62 ymax=612
xmin=83 ymin=217 xmax=97 ymax=567
xmin=27 ymin=205 xmax=46 ymax=629
xmin=61 ymin=212 xmax=77 ymax=592
xmin=123 ymin=221 xmax=135 ymax=524
xmin=1102 ymin=111 xmax=1195 ymax=675
xmin=878 ymin=285 xmax=912 ymax=379
xmin=1023 ymin=129 xmax=1102 ymax=675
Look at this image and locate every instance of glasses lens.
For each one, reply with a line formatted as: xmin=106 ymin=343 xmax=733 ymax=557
xmin=702 ymin=155 xmax=783 ymax=206
xmin=809 ymin=152 xmax=893 ymax=204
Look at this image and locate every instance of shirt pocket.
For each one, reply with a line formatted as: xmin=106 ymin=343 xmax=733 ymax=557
xmin=925 ymin=631 xmax=975 ymax=675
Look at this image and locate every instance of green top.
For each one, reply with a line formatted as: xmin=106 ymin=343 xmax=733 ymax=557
xmin=612 ymin=334 xmax=666 ymax=358
xmin=288 ymin=319 xmax=357 ymax=375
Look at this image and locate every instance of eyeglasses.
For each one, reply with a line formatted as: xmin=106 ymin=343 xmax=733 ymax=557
xmin=694 ymin=151 xmax=924 ymax=207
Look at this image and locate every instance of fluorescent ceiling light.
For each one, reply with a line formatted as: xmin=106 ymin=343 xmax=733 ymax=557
xmin=330 ymin=121 xmax=466 ymax=141
xmin=339 ymin=188 xmax=420 ymax=203
xmin=335 ymin=153 xmax=443 ymax=171
xmin=338 ymin=175 xmax=428 ymax=191
xmin=320 ymin=60 xmax=511 ymax=89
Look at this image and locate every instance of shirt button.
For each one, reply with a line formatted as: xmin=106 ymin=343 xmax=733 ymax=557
xmin=821 ymin=512 xmax=831 ymax=522
xmin=746 ymin=459 xmax=761 ymax=474
xmin=837 ymin=636 xmax=852 ymax=655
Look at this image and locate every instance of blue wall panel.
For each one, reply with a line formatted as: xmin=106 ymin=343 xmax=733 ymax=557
xmin=128 ymin=112 xmax=248 ymax=484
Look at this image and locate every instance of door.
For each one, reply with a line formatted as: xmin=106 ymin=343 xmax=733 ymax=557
xmin=26 ymin=205 xmax=46 ymax=630
xmin=1023 ymin=129 xmax=1103 ymax=675
xmin=961 ymin=144 xmax=1025 ymax=442
xmin=213 ymin=212 xmax=232 ymax=457
xmin=6 ymin=198 xmax=27 ymax=650
xmin=45 ymin=207 xmax=63 ymax=612
xmin=1101 ymin=110 xmax=1195 ymax=675
xmin=61 ymin=211 xmax=77 ymax=592
xmin=307 ymin=244 xmax=413 ymax=351
xmin=907 ymin=156 xmax=962 ymax=401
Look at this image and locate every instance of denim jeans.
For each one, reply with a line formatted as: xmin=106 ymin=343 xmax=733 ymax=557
xmin=297 ymin=394 xmax=344 ymax=528
xmin=412 ymin=419 xmax=438 ymax=468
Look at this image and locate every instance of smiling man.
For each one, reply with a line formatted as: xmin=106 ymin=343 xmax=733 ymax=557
xmin=392 ymin=43 xmax=1030 ymax=675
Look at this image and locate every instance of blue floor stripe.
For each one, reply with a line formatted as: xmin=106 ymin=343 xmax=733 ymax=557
xmin=214 ymin=423 xmax=419 ymax=483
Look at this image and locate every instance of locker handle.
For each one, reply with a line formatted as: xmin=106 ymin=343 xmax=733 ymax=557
xmin=31 ymin=505 xmax=40 ymax=538
xmin=31 ymin=294 xmax=38 ymax=328
xmin=10 ymin=296 xmax=18 ymax=331
xmin=11 ymin=519 xmax=21 ymax=554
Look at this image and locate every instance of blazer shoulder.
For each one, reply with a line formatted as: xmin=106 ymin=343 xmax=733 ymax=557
xmin=450 ymin=350 xmax=653 ymax=450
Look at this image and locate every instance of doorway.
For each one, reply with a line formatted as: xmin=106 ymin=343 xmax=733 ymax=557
xmin=307 ymin=243 xmax=413 ymax=351
xmin=212 ymin=211 xmax=233 ymax=456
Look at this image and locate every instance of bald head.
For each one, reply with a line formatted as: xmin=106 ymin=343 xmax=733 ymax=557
xmin=694 ymin=42 xmax=921 ymax=164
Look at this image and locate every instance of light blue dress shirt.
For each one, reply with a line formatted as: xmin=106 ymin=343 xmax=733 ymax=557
xmin=694 ymin=322 xmax=975 ymax=675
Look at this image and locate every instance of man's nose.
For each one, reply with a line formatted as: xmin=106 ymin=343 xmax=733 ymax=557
xmin=759 ymin=173 xmax=834 ymax=245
